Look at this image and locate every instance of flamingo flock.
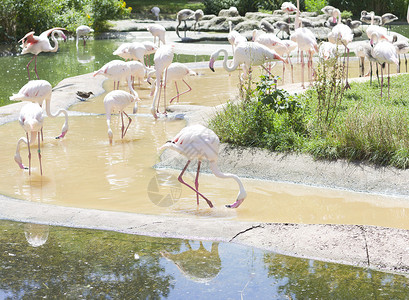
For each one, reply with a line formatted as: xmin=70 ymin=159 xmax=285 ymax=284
xmin=8 ymin=3 xmax=409 ymax=209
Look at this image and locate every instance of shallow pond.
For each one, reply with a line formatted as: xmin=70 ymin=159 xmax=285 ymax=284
xmin=1 ymin=219 xmax=409 ymax=299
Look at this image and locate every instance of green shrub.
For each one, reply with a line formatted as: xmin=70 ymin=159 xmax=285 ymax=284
xmin=305 ymin=0 xmax=327 ymax=13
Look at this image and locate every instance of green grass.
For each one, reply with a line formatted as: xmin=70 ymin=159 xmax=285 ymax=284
xmin=209 ymin=73 xmax=409 ymax=169
xmin=125 ymin=0 xmax=204 ymax=18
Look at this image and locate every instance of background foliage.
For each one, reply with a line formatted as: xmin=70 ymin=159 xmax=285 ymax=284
xmin=0 ymin=0 xmax=131 ymax=42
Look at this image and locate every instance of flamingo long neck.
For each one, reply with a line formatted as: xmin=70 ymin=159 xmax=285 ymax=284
xmin=14 ymin=137 xmax=28 ymax=168
xmin=49 ymin=31 xmax=60 ymax=53
xmin=208 ymin=161 xmax=246 ymax=198
xmin=217 ymin=49 xmax=239 ymax=72
xmin=295 ymin=0 xmax=300 ymax=29
xmin=370 ymin=12 xmax=375 ymax=25
xmin=336 ymin=9 xmax=342 ymax=24
xmin=44 ymin=100 xmax=69 ymax=134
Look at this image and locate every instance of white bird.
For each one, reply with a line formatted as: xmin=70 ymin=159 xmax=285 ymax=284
xmin=159 ymin=124 xmax=247 ymax=208
xmin=76 ymin=25 xmax=93 ymax=48
xmin=259 ymin=19 xmax=275 ymax=33
xmin=126 ymin=60 xmax=152 ymax=88
xmin=148 ymin=62 xmax=196 ymax=107
xmin=321 ymin=5 xmax=335 ymax=16
xmin=14 ymin=102 xmax=44 ymax=175
xmin=318 ymin=41 xmax=337 ymax=60
xmin=392 ymin=35 xmax=409 ymax=72
xmin=366 ymin=12 xmax=390 ymax=41
xmin=281 ymin=2 xmax=298 ymax=22
xmin=19 ymin=28 xmax=67 ymax=80
xmin=151 ymin=44 xmax=175 ymax=119
xmin=194 ymin=9 xmax=204 ymax=32
xmin=113 ymin=42 xmax=157 ymax=66
xmin=290 ymin=0 xmax=318 ymax=89
xmin=328 ymin=8 xmax=354 ymax=88
xmin=382 ymin=13 xmax=398 ymax=32
xmin=151 ymin=6 xmax=160 ymax=21
xmin=147 ymin=24 xmax=166 ymax=46
xmin=104 ymin=90 xmax=140 ymax=144
xmin=228 ymin=20 xmax=247 ymax=53
xmin=176 ymin=9 xmax=195 ymax=38
xmin=93 ymin=59 xmax=136 ymax=94
xmin=272 ymin=40 xmax=297 ymax=83
xmin=370 ymin=31 xmax=399 ymax=99
xmin=209 ymin=42 xmax=287 ymax=80
xmin=10 ymin=80 xmax=69 ymax=139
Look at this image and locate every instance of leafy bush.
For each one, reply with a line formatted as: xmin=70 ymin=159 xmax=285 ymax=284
xmin=202 ymin=0 xmax=259 ymax=16
xmin=305 ymin=0 xmax=327 ymax=13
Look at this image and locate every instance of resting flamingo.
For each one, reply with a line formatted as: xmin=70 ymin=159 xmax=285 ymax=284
xmin=14 ymin=102 xmax=44 ymax=175
xmin=10 ymin=80 xmax=69 ymax=139
xmin=290 ymin=0 xmax=318 ymax=89
xmin=370 ymin=31 xmax=399 ymax=99
xmin=93 ymin=60 xmax=136 ymax=95
xmin=159 ymin=124 xmax=247 ymax=208
xmin=151 ymin=45 xmax=174 ymax=119
xmin=19 ymin=28 xmax=67 ymax=80
xmin=76 ymin=25 xmax=93 ymax=48
xmin=209 ymin=42 xmax=287 ymax=80
xmin=104 ymin=90 xmax=140 ymax=144
xmin=176 ymin=9 xmax=195 ymax=38
xmin=328 ymin=8 xmax=354 ymax=89
xmin=147 ymin=24 xmax=166 ymax=46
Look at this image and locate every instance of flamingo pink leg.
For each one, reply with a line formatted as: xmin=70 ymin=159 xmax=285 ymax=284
xmin=380 ymin=64 xmax=384 ymax=98
xmin=345 ymin=46 xmax=351 ymax=89
xmin=170 ymin=80 xmax=192 ymax=104
xmin=27 ymin=132 xmax=31 ymax=176
xmin=178 ymin=160 xmax=214 ymax=208
xmin=195 ymin=161 xmax=201 ymax=207
xmin=300 ymin=50 xmax=305 ymax=89
xmin=38 ymin=132 xmax=42 ymax=175
xmin=122 ymin=111 xmax=132 ymax=138
xmin=26 ymin=55 xmax=38 ymax=80
xmin=289 ymin=56 xmax=294 ymax=83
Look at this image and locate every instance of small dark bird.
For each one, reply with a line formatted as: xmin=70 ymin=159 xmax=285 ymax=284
xmin=76 ymin=91 xmax=94 ymax=101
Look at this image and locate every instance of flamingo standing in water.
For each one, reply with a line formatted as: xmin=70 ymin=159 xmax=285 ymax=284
xmin=93 ymin=60 xmax=137 ymax=95
xmin=151 ymin=45 xmax=174 ymax=119
xmin=147 ymin=24 xmax=166 ymax=46
xmin=370 ymin=31 xmax=399 ymax=99
xmin=148 ymin=62 xmax=197 ymax=108
xmin=76 ymin=25 xmax=93 ymax=48
xmin=127 ymin=60 xmax=153 ymax=88
xmin=328 ymin=8 xmax=354 ymax=89
xmin=290 ymin=0 xmax=318 ymax=89
xmin=159 ymin=124 xmax=247 ymax=208
xmin=19 ymin=28 xmax=67 ymax=80
xmin=10 ymin=80 xmax=69 ymax=139
xmin=14 ymin=102 xmax=44 ymax=175
xmin=209 ymin=42 xmax=287 ymax=80
xmin=176 ymin=9 xmax=195 ymax=38
xmin=113 ymin=42 xmax=157 ymax=67
xmin=104 ymin=90 xmax=140 ymax=144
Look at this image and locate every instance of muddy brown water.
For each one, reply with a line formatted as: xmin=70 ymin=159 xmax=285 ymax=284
xmin=1 ymin=64 xmax=408 ymax=229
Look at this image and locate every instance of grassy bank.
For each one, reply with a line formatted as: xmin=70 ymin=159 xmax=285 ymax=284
xmin=209 ymin=67 xmax=409 ymax=169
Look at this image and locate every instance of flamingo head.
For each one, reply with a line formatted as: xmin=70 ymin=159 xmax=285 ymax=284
xmin=150 ymin=106 xmax=158 ymax=119
xmin=209 ymin=57 xmax=216 ymax=72
xmin=14 ymin=153 xmax=25 ymax=170
xmin=225 ymin=190 xmax=247 ymax=208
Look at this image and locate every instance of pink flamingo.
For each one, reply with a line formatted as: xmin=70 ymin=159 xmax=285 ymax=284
xmin=113 ymin=42 xmax=157 ymax=67
xmin=93 ymin=60 xmax=136 ymax=95
xmin=290 ymin=0 xmax=318 ymax=88
xmin=19 ymin=28 xmax=67 ymax=80
xmin=148 ymin=62 xmax=196 ymax=107
xmin=126 ymin=60 xmax=153 ymax=88
xmin=10 ymin=80 xmax=69 ymax=139
xmin=159 ymin=124 xmax=247 ymax=208
xmin=370 ymin=32 xmax=399 ymax=99
xmin=104 ymin=90 xmax=140 ymax=144
xmin=151 ymin=45 xmax=174 ymax=119
xmin=281 ymin=2 xmax=298 ymax=23
xmin=147 ymin=24 xmax=166 ymax=46
xmin=228 ymin=21 xmax=247 ymax=53
xmin=209 ymin=42 xmax=287 ymax=80
xmin=76 ymin=25 xmax=93 ymax=48
xmin=14 ymin=102 xmax=44 ymax=175
xmin=328 ymin=8 xmax=354 ymax=89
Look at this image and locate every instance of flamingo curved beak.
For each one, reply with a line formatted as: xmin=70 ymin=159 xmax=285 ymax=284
xmin=225 ymin=198 xmax=244 ymax=209
xmin=209 ymin=58 xmax=215 ymax=72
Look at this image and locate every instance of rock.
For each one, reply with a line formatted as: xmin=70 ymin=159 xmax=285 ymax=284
xmin=234 ymin=20 xmax=260 ymax=32
xmin=244 ymin=12 xmax=274 ymax=21
xmin=219 ymin=6 xmax=240 ymax=17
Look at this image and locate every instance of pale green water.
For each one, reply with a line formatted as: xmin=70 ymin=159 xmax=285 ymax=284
xmin=1 ymin=219 xmax=409 ymax=299
xmin=0 ymin=38 xmax=210 ymax=106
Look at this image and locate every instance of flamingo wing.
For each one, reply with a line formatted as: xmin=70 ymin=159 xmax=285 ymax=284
xmin=39 ymin=27 xmax=66 ymax=38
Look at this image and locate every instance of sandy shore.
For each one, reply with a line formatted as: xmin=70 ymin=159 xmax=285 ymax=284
xmin=1 ymin=25 xmax=409 ymax=274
